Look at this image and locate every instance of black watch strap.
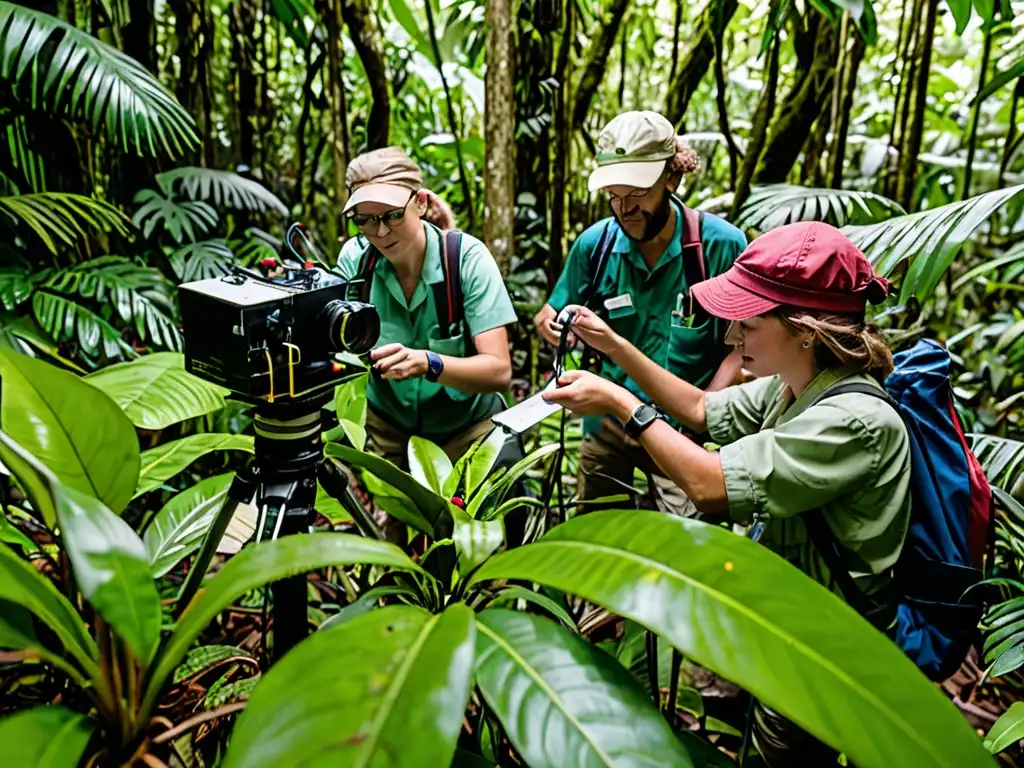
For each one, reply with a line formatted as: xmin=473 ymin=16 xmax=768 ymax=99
xmin=624 ymin=404 xmax=659 ymax=439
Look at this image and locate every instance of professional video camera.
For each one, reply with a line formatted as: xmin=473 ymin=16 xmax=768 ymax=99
xmin=176 ymin=224 xmax=384 ymax=662
xmin=179 ymin=255 xmax=379 ymax=405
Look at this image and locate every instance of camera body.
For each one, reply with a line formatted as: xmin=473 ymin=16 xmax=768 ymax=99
xmin=179 ymin=263 xmax=380 ymax=405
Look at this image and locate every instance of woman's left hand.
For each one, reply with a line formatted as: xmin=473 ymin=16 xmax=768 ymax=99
xmin=371 ymin=343 xmax=429 ymax=380
xmin=542 ymin=370 xmax=637 ymax=418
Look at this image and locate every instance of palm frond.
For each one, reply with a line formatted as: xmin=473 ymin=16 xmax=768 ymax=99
xmin=0 ymin=193 xmax=131 ymax=254
xmin=156 ymin=167 xmax=289 ymax=215
xmin=31 ymin=290 xmax=137 ymax=361
xmin=735 ymin=184 xmax=906 ymax=231
xmin=842 ymin=184 xmax=1024 ymax=302
xmin=133 ymin=188 xmax=218 ymax=244
xmin=0 ymin=1 xmax=198 ymax=157
xmin=970 ymin=433 xmax=1024 ymax=499
xmin=3 ymin=114 xmax=46 ymax=191
xmin=231 ymin=227 xmax=282 ymax=266
xmin=169 ymin=239 xmax=235 ymax=282
xmin=0 ymin=259 xmax=48 ymax=310
xmin=40 ymin=255 xmax=182 ymax=354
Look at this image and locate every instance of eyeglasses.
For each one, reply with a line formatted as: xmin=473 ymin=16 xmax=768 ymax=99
xmin=349 ymin=192 xmax=415 ymax=234
xmin=605 ymin=187 xmax=651 ymax=204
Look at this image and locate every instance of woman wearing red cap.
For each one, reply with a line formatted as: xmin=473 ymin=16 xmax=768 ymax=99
xmin=544 ymin=221 xmax=908 ymax=767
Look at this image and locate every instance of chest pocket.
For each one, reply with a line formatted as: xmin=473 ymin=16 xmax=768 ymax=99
xmin=667 ymin=207 xmax=715 ymax=371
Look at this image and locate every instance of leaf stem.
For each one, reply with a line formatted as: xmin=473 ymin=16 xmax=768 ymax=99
xmin=150 ymin=702 xmax=247 ymax=745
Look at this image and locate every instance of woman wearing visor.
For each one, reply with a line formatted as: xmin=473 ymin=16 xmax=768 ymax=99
xmin=335 ymin=147 xmax=518 ymax=476
xmin=543 ymin=221 xmax=910 ymax=767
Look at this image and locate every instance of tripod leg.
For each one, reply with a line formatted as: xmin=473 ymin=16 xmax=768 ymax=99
xmin=318 ymin=458 xmax=385 ymax=540
xmin=174 ymin=466 xmax=259 ymax=620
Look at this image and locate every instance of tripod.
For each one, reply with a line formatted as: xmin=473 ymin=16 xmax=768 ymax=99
xmin=175 ymin=390 xmax=383 ymax=663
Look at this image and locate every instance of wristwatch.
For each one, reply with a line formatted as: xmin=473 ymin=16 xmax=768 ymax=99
xmin=624 ymin=403 xmax=659 ymax=440
xmin=425 ymin=351 xmax=444 ymax=382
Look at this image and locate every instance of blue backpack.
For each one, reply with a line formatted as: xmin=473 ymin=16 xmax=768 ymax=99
xmin=805 ymin=339 xmax=994 ymax=682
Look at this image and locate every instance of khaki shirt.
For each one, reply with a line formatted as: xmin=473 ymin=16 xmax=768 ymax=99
xmin=336 ymin=222 xmax=517 ymax=440
xmin=705 ymin=367 xmax=912 ymax=596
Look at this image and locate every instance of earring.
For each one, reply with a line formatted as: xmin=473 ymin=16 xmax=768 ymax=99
xmin=802 ymin=341 xmax=810 ymax=349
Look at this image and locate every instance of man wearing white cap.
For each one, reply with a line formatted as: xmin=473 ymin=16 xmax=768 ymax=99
xmin=534 ymin=110 xmax=747 ymax=516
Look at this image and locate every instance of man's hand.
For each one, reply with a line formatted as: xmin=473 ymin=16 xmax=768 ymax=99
xmin=552 ymin=304 xmax=623 ymax=356
xmin=533 ymin=304 xmax=560 ymax=347
xmin=542 ymin=369 xmax=639 ymax=420
xmin=371 ymin=343 xmax=429 ymax=381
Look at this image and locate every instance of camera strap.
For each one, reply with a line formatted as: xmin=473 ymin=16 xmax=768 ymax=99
xmin=679 ymin=206 xmax=710 ymax=328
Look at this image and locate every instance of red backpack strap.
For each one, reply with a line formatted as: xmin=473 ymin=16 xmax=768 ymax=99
xmin=430 ymin=229 xmax=465 ymax=337
xmin=681 ymin=205 xmax=706 ymax=281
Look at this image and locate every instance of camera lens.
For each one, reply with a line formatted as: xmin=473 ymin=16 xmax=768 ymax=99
xmin=320 ymin=300 xmax=380 ymax=355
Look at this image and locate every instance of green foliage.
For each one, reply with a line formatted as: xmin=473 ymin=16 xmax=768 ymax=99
xmin=0 ymin=193 xmax=131 ymax=254
xmin=134 ymin=433 xmax=254 ymax=498
xmin=0 ymin=1 xmax=198 ymax=157
xmin=985 ymin=702 xmax=1024 ymax=754
xmin=132 ymin=188 xmax=218 ymax=244
xmin=168 ymin=239 xmax=235 ymax=281
xmin=144 ymin=473 xmax=234 ymax=577
xmin=736 ymin=184 xmax=907 ymax=231
xmin=156 ymin=167 xmax=289 ymax=215
xmin=0 ymin=706 xmax=93 ymax=768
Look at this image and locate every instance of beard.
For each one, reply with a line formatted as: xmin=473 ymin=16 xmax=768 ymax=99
xmin=616 ymin=190 xmax=673 ymax=243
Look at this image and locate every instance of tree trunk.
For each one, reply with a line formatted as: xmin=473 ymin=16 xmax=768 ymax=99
xmin=342 ymin=0 xmax=390 ymax=150
xmin=668 ymin=0 xmax=684 ymax=85
xmin=549 ymin=0 xmax=574 ymax=285
xmin=752 ymin=11 xmax=837 ymax=185
xmin=961 ymin=5 xmax=995 ymax=200
xmin=999 ymin=77 xmax=1024 ymax=188
xmin=484 ymin=0 xmax=515 ymax=275
xmin=711 ymin=12 xmax=738 ymax=188
xmin=122 ymin=0 xmax=156 ymax=73
xmin=895 ymin=0 xmax=938 ymax=211
xmin=731 ymin=35 xmax=780 ymax=218
xmin=828 ymin=22 xmax=865 ymax=188
xmin=664 ymin=0 xmax=739 ymax=129
xmin=571 ymin=0 xmax=630 ymax=132
xmin=231 ymin=0 xmax=257 ymax=172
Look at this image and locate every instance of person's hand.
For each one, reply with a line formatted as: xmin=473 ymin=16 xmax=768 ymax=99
xmin=542 ymin=370 xmax=638 ymax=419
xmin=371 ymin=343 xmax=429 ymax=381
xmin=551 ymin=304 xmax=623 ymax=356
xmin=533 ymin=304 xmax=560 ymax=347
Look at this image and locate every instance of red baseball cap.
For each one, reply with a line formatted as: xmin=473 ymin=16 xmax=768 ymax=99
xmin=691 ymin=221 xmax=891 ymax=320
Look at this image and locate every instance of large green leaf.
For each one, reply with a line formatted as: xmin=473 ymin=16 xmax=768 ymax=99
xmin=140 ymin=533 xmax=425 ymax=722
xmin=223 ymin=604 xmax=475 ymax=768
xmin=462 ymin=429 xmax=508 ymax=500
xmin=0 ymin=193 xmax=131 ymax=254
xmin=156 ymin=167 xmax=288 ymax=215
xmin=735 ymin=184 xmax=904 ymax=232
xmin=168 ymin=239 xmax=235 ymax=282
xmin=469 ymin=443 xmax=559 ymax=519
xmin=325 ymin=443 xmax=450 ymax=533
xmin=268 ymin=0 xmax=316 ymax=46
xmin=31 ymin=291 xmax=138 ymax=360
xmin=474 ymin=609 xmax=694 ymax=768
xmin=0 ymin=348 xmax=139 ymax=516
xmin=0 ymin=705 xmax=94 ymax=768
xmin=85 ymin=352 xmax=229 ymax=431
xmin=132 ymin=188 xmax=217 ymax=244
xmin=8 ymin=432 xmax=161 ymax=665
xmin=0 ymin=2 xmax=198 ymax=157
xmin=842 ymin=184 xmax=1024 ymax=302
xmin=984 ymin=702 xmax=1024 ymax=754
xmin=471 ymin=511 xmax=994 ymax=768
xmin=144 ymin=473 xmax=234 ymax=577
xmin=134 ymin=433 xmax=254 ymax=498
xmin=970 ymin=434 xmax=1024 ymax=499
xmin=452 ymin=505 xmax=503 ymax=575
xmin=360 ymin=466 xmax=436 ymax=534
xmin=409 ymin=435 xmax=454 ymax=495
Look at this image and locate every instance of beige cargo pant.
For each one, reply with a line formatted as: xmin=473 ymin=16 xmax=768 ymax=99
xmin=577 ymin=418 xmax=699 ymax=518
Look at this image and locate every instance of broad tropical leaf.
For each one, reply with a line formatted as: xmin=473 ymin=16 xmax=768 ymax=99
xmin=40 ymin=256 xmax=181 ymax=352
xmin=268 ymin=0 xmax=317 ymax=47
xmin=0 ymin=349 xmax=139 ymax=516
xmin=970 ymin=434 xmax=1024 ymax=498
xmin=144 ymin=473 xmax=234 ymax=577
xmin=314 ymin=481 xmax=352 ymax=524
xmin=134 ymin=433 xmax=254 ymax=498
xmin=31 ymin=291 xmax=137 ymax=360
xmin=979 ymin=585 xmax=1024 ymax=678
xmin=173 ymin=644 xmax=257 ymax=683
xmin=985 ymin=702 xmax=1024 ymax=754
xmin=325 ymin=442 xmax=451 ymax=533
xmin=0 ymin=2 xmax=198 ymax=157
xmin=0 ymin=193 xmax=131 ymax=254
xmin=359 ymin=465 xmax=436 ymax=534
xmin=471 ymin=511 xmax=994 ymax=768
xmin=461 ymin=428 xmax=508 ymax=500
xmin=0 ymin=309 xmax=87 ymax=370
xmin=409 ymin=435 xmax=454 ymax=495
xmin=133 ymin=188 xmax=217 ymax=244
xmin=0 ymin=260 xmax=40 ymax=310
xmin=0 ymin=705 xmax=94 ymax=768
xmin=452 ymin=504 xmax=503 ymax=574
xmin=469 ymin=443 xmax=560 ymax=519
xmin=232 ymin=227 xmax=281 ymax=266
xmin=168 ymin=239 xmax=234 ymax=282
xmin=85 ymin=352 xmax=228 ymax=431
xmin=735 ymin=184 xmax=904 ymax=232
xmin=156 ymin=167 xmax=288 ymax=215
xmin=474 ymin=609 xmax=694 ymax=768
xmin=842 ymin=184 xmax=1024 ymax=302
xmin=223 ymin=605 xmax=475 ymax=768
xmin=140 ymin=534 xmax=425 ymax=722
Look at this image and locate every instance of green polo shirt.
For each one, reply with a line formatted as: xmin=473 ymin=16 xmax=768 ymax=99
xmin=336 ymin=222 xmax=517 ymax=441
xmin=547 ymin=200 xmax=746 ymax=435
xmin=705 ymin=367 xmax=912 ymax=598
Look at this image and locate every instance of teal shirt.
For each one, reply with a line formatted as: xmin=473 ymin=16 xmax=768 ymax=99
xmin=547 ymin=200 xmax=747 ymax=435
xmin=336 ymin=222 xmax=517 ymax=441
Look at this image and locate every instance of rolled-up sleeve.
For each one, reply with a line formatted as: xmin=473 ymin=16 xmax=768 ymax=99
xmin=704 ymin=375 xmax=782 ymax=445
xmin=719 ymin=399 xmax=879 ymax=525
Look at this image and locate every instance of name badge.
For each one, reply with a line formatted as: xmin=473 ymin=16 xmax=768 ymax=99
xmin=604 ymin=293 xmax=633 ymax=312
